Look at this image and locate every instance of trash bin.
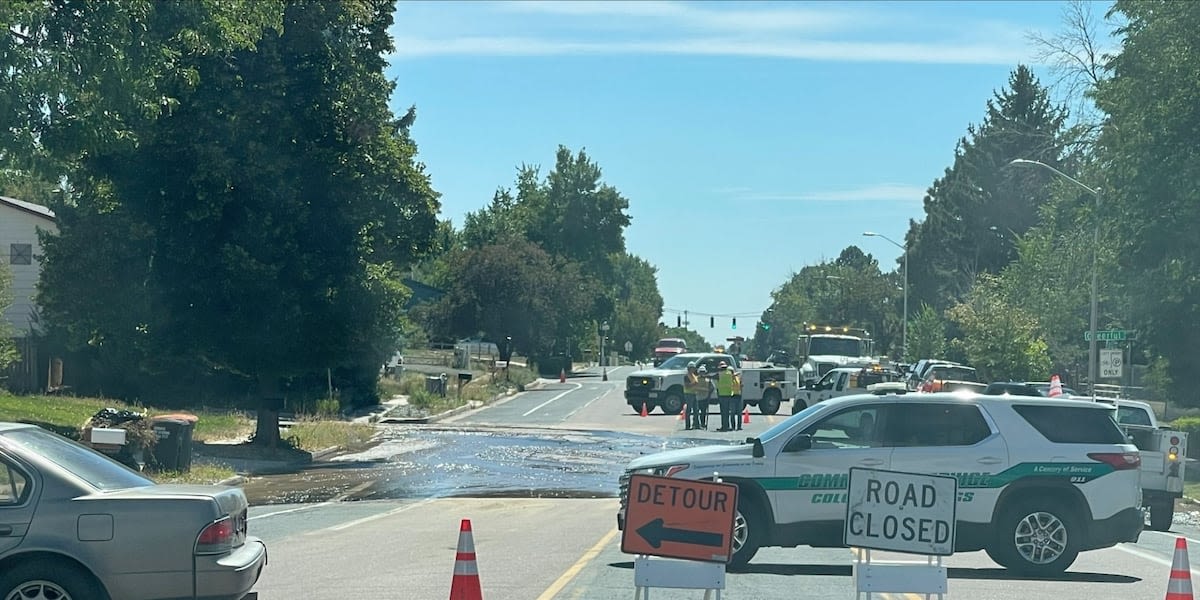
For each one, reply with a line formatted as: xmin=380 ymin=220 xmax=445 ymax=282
xmin=150 ymin=414 xmax=198 ymax=472
xmin=425 ymin=376 xmax=446 ymax=397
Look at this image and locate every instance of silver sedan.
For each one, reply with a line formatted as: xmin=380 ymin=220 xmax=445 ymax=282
xmin=0 ymin=422 xmax=266 ymax=600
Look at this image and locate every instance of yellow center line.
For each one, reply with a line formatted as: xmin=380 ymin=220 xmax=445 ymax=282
xmin=535 ymin=528 xmax=619 ymax=600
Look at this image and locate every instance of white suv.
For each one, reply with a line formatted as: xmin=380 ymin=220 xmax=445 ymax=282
xmin=617 ymin=390 xmax=1143 ymax=575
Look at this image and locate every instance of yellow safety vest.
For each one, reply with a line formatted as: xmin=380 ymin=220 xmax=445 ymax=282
xmin=717 ymin=371 xmax=736 ymax=396
xmin=684 ymin=372 xmax=706 ymax=394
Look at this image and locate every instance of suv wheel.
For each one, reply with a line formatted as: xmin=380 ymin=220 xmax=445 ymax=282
xmin=728 ymin=492 xmax=764 ymax=569
xmin=758 ymin=389 xmax=782 ymax=415
xmin=660 ymin=391 xmax=684 ymax=415
xmin=987 ymin=499 xmax=1080 ymax=575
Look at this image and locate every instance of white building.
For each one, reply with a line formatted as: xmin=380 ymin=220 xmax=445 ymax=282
xmin=1 ymin=196 xmax=56 ymax=391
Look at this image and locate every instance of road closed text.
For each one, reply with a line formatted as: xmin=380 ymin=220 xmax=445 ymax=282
xmin=844 ymin=468 xmax=957 ymax=555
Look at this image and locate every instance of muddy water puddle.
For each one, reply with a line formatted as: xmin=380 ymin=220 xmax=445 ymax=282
xmin=241 ymin=426 xmax=712 ymax=505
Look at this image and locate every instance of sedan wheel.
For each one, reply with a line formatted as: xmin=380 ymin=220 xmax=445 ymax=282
xmin=0 ymin=564 xmax=98 ymax=600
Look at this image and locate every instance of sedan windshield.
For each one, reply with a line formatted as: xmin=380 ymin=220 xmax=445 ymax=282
xmin=4 ymin=428 xmax=154 ymax=491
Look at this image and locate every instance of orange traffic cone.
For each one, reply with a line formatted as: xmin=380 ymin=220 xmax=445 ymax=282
xmin=1048 ymin=374 xmax=1063 ymax=397
xmin=559 ymin=368 xmax=566 ymax=383
xmin=743 ymin=406 xmax=751 ymax=425
xmin=640 ymin=402 xmax=648 ymax=418
xmin=450 ymin=519 xmax=484 ymax=600
xmin=678 ymin=403 xmax=686 ymax=421
xmin=1168 ymin=537 xmax=1195 ymax=600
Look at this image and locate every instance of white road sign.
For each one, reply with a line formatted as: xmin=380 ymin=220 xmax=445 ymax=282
xmin=1100 ymin=349 xmax=1123 ymax=378
xmin=844 ymin=468 xmax=957 ymax=556
xmin=625 ymin=341 xmax=633 ymax=353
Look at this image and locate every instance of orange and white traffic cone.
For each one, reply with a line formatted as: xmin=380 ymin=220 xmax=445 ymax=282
xmin=742 ymin=406 xmax=751 ymax=425
xmin=450 ymin=519 xmax=484 ymax=600
xmin=678 ymin=404 xmax=686 ymax=421
xmin=559 ymin=368 xmax=566 ymax=383
xmin=640 ymin=402 xmax=648 ymax=418
xmin=1048 ymin=374 xmax=1063 ymax=397
xmin=1168 ymin=537 xmax=1195 ymax=600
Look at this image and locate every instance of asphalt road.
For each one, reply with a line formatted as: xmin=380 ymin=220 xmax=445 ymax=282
xmin=246 ymin=365 xmax=1200 ymax=599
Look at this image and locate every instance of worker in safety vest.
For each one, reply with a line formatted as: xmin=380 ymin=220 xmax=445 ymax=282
xmin=716 ymin=361 xmax=741 ymax=431
xmin=683 ymin=362 xmax=707 ymax=430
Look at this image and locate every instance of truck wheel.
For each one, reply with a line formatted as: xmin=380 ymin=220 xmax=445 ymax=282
xmin=660 ymin=391 xmax=684 ymax=415
xmin=986 ymin=498 xmax=1080 ymax=575
xmin=1150 ymin=499 xmax=1174 ymax=531
xmin=791 ymin=399 xmax=807 ymax=414
xmin=758 ymin=389 xmax=782 ymax=416
xmin=728 ymin=492 xmax=764 ymax=569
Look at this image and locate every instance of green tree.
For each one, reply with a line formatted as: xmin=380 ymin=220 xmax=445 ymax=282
xmin=905 ymin=304 xmax=947 ymax=363
xmin=906 ymin=66 xmax=1071 ymax=312
xmin=34 ymin=1 xmax=440 ymax=444
xmin=946 ymin=275 xmax=1053 ymax=381
xmin=0 ymin=262 xmax=18 ymax=370
xmin=1092 ymin=0 xmax=1200 ymax=403
xmin=610 ymin=254 xmax=664 ymax=363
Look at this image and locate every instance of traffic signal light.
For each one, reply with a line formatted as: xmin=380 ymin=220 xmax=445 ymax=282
xmin=710 ymin=316 xmax=714 ymax=328
xmin=762 ymin=322 xmax=771 ymax=331
xmin=731 ymin=318 xmax=737 ymax=330
xmin=677 ymin=315 xmax=682 ymax=327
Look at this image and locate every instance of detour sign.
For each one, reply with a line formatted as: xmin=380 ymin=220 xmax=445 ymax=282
xmin=621 ymin=474 xmax=739 ymax=563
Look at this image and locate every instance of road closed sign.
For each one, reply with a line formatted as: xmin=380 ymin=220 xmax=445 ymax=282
xmin=844 ymin=467 xmax=957 ymax=556
xmin=621 ymin=474 xmax=739 ymax=563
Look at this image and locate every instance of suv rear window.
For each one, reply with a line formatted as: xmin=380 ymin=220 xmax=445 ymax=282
xmin=1012 ymin=405 xmax=1126 ymax=444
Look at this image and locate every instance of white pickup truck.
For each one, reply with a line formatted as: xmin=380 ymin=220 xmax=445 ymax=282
xmin=624 ymin=352 xmax=799 ymax=416
xmin=1094 ymin=397 xmax=1187 ymax=531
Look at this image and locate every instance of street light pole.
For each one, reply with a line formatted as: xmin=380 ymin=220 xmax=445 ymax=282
xmin=601 ymin=321 xmax=610 ymax=382
xmin=1009 ymin=159 xmax=1101 ymax=396
xmin=863 ymin=232 xmax=907 ymax=359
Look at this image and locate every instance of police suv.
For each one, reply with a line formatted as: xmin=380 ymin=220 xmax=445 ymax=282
xmin=617 ymin=390 xmax=1143 ymax=575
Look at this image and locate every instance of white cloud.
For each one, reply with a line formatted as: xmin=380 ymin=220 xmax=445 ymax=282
xmin=392 ymin=35 xmax=1027 ymax=64
xmin=733 ymin=183 xmax=926 ymax=203
xmin=389 ymin=1 xmax=1036 ymax=65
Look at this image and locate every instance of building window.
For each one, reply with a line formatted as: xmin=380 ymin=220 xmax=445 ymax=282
xmin=10 ymin=243 xmax=32 ymax=265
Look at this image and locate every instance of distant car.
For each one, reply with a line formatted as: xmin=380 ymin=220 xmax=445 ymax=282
xmin=0 ymin=422 xmax=266 ymax=600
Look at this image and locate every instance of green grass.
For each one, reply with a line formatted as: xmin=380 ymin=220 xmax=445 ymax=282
xmin=285 ymin=418 xmax=376 ymax=452
xmin=151 ymin=463 xmax=237 ymax=485
xmin=0 ymin=392 xmax=255 ymax=442
xmin=1185 ymin=482 xmax=1200 ymax=502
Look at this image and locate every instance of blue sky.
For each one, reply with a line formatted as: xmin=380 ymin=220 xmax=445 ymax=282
xmin=385 ymin=0 xmax=1094 ymax=346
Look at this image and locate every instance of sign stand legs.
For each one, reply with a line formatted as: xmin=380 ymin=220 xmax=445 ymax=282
xmin=633 ymin=555 xmax=724 ymax=599
xmin=853 ymin=548 xmax=946 ymax=599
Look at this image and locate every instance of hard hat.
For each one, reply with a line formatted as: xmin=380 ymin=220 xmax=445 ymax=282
xmin=719 ymin=361 xmax=728 ymax=368
xmin=698 ymin=365 xmax=708 ymax=373
xmin=687 ymin=361 xmax=697 ymax=369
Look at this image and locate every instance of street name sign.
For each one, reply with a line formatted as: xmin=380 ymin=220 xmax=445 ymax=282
xmin=622 ymin=474 xmax=739 ymax=563
xmin=844 ymin=467 xmax=957 ymax=556
xmin=1084 ymin=330 xmax=1134 ymax=342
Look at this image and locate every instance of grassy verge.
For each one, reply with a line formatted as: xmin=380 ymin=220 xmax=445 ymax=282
xmin=152 ymin=463 xmax=238 ymax=485
xmin=382 ymin=367 xmax=537 ymax=417
xmin=0 ymin=392 xmax=254 ymax=442
xmin=285 ymin=418 xmax=376 ymax=452
xmin=1185 ymin=482 xmax=1200 ymax=502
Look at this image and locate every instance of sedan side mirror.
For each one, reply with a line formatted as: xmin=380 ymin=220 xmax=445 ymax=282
xmin=784 ymin=434 xmax=812 ymax=453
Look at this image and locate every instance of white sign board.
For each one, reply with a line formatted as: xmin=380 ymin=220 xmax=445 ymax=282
xmin=1100 ymin=349 xmax=1123 ymax=379
xmin=844 ymin=467 xmax=957 ymax=556
xmin=624 ymin=341 xmax=633 ymax=353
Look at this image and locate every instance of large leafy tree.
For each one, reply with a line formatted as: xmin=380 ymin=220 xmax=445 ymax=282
xmin=905 ymin=66 xmax=1071 ymax=312
xmin=1091 ymin=0 xmax=1200 ymax=403
xmin=946 ymin=275 xmax=1053 ymax=382
xmin=0 ymin=263 xmax=18 ymax=370
xmin=32 ymin=1 xmax=440 ymax=444
xmin=609 ymin=254 xmax=664 ymax=363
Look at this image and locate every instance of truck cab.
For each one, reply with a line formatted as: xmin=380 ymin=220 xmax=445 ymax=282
xmin=796 ymin=324 xmax=876 ymax=384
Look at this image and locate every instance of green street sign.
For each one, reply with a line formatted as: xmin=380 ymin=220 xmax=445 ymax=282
xmin=1084 ymin=330 xmax=1134 ymax=342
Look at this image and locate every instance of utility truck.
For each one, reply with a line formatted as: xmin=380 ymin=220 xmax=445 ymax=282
xmin=624 ymin=352 xmax=799 ymax=416
xmin=795 ymin=323 xmax=879 ymax=384
xmin=1088 ymin=397 xmax=1187 ymax=531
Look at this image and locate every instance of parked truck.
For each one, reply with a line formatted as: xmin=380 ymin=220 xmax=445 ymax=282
xmin=1091 ymin=397 xmax=1187 ymax=531
xmin=795 ymin=323 xmax=879 ymax=384
xmin=624 ymin=352 xmax=799 ymax=416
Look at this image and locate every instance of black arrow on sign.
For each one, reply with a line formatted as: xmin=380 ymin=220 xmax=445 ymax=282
xmin=636 ymin=518 xmax=724 ymax=549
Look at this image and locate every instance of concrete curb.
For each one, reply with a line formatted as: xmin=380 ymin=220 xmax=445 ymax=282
xmin=217 ymin=475 xmax=247 ymax=487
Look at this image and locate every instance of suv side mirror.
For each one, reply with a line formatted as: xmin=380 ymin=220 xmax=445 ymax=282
xmin=784 ymin=434 xmax=812 ymax=453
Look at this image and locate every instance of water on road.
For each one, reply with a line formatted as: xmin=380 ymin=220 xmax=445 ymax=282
xmin=241 ymin=425 xmax=717 ymax=505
